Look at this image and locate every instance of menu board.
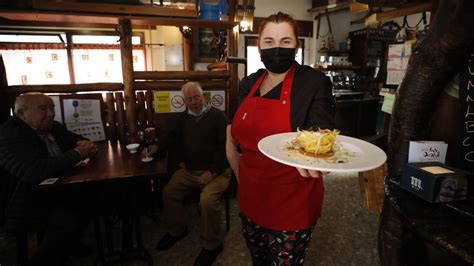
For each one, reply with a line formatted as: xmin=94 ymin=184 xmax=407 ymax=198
xmin=458 ymin=53 xmax=474 ymax=170
xmin=60 ymin=94 xmax=106 ymax=142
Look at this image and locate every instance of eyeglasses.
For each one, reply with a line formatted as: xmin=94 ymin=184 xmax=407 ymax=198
xmin=184 ymin=95 xmax=201 ymax=103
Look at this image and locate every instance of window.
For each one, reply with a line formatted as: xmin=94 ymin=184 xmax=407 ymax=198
xmin=0 ymin=32 xmax=146 ymax=86
xmin=245 ymin=36 xmax=304 ymax=76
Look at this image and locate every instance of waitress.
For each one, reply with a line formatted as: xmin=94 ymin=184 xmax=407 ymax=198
xmin=226 ymin=12 xmax=335 ymax=265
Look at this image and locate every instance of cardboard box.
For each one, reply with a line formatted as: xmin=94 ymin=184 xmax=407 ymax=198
xmin=400 ymin=162 xmax=471 ymax=203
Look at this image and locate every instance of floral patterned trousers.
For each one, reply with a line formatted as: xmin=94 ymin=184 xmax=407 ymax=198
xmin=240 ymin=213 xmax=316 ymax=266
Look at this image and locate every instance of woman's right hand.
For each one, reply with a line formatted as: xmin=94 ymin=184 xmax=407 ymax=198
xmin=225 ymin=125 xmax=240 ymax=182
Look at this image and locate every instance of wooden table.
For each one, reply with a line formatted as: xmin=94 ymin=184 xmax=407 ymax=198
xmin=47 ymin=141 xmax=167 ymax=266
xmin=57 ymin=141 xmax=167 ymax=185
xmin=385 ymin=180 xmax=474 ymax=264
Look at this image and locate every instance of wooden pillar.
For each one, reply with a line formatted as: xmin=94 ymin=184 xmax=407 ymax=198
xmin=182 ymin=35 xmax=192 ymax=71
xmin=227 ymin=0 xmax=239 ymax=116
xmin=119 ymin=18 xmax=138 ymax=143
xmin=0 ymin=55 xmax=11 ymax=123
xmin=66 ymin=33 xmax=76 ymax=84
xmin=227 ymin=25 xmax=239 ymax=116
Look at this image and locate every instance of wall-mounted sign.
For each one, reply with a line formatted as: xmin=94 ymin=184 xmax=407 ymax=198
xmin=154 ymin=90 xmax=226 ymax=113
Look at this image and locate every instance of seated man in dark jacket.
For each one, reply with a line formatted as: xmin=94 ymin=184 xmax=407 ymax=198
xmin=144 ymin=82 xmax=229 ymax=266
xmin=0 ymin=93 xmax=97 ymax=266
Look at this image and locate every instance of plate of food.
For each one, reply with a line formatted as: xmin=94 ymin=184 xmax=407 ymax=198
xmin=257 ymin=129 xmax=387 ymax=173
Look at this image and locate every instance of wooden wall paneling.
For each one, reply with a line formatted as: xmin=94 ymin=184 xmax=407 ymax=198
xmin=106 ymin=92 xmax=117 ymax=141
xmin=115 ymin=92 xmax=126 ymax=143
xmin=145 ymin=91 xmax=155 ymax=128
xmin=136 ymin=91 xmax=147 ymax=130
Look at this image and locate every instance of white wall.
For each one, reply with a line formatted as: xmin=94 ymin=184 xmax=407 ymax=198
xmin=254 ymin=0 xmax=313 ymax=21
xmin=140 ymin=26 xmax=183 ymax=71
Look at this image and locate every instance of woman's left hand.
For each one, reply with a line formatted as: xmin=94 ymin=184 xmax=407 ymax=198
xmin=296 ymin=168 xmax=329 ymax=178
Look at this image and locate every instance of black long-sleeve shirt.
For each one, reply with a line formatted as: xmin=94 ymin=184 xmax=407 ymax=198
xmin=232 ymin=63 xmax=335 ymax=131
xmin=158 ymin=107 xmax=229 ymax=175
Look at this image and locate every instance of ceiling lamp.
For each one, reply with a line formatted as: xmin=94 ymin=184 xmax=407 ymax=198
xmin=235 ymin=0 xmax=255 ymax=32
xmin=350 ymin=1 xmax=369 ymax=12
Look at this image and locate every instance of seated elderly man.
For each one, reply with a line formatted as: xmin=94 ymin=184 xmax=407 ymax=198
xmin=0 ymin=93 xmax=97 ymax=266
xmin=144 ymin=81 xmax=229 ymax=266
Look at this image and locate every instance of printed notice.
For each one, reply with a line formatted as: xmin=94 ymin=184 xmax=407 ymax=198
xmin=154 ymin=91 xmax=172 ymax=113
xmin=63 ymin=99 xmax=102 ymax=123
xmin=381 ymin=93 xmax=395 ymax=114
xmin=155 ymin=90 xmax=226 ymax=113
xmin=386 ymin=42 xmax=412 ymax=85
xmin=408 ymin=141 xmax=448 ymax=163
xmin=66 ymin=123 xmax=106 ymax=142
xmin=63 ymin=98 xmax=105 ymax=142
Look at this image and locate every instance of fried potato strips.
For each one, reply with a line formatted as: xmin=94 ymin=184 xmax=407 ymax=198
xmin=294 ymin=128 xmax=340 ymax=156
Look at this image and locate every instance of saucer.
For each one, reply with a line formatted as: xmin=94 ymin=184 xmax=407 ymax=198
xmin=141 ymin=157 xmax=153 ymax=162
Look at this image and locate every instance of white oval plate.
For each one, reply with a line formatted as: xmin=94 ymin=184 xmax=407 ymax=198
xmin=257 ymin=132 xmax=387 ymax=173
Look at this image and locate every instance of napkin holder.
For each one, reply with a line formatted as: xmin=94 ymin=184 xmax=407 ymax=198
xmin=400 ymin=162 xmax=471 ymax=203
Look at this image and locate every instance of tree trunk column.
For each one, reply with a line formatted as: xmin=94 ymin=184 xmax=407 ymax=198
xmin=119 ymin=18 xmax=138 ymax=143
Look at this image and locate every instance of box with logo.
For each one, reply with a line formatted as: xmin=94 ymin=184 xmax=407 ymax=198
xmin=400 ymin=162 xmax=471 ymax=203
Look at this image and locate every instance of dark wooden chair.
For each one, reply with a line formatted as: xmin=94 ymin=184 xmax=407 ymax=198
xmin=1 ymin=170 xmax=43 ymax=266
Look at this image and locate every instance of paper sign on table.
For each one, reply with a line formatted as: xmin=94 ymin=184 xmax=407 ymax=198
xmin=408 ymin=141 xmax=448 ymax=163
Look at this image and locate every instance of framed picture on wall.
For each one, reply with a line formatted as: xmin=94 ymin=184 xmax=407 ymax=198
xmin=193 ymin=27 xmax=218 ymax=63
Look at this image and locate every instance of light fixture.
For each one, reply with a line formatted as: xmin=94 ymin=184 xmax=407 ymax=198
xmin=350 ymin=1 xmax=369 ymax=12
xmin=179 ymin=26 xmax=192 ymax=39
xmin=235 ymin=0 xmax=255 ymax=33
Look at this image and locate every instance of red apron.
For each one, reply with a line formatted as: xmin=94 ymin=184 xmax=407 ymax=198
xmin=231 ymin=65 xmax=324 ymax=230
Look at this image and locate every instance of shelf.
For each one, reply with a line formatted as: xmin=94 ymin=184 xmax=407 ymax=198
xmin=307 ymin=1 xmax=368 ymax=14
xmin=318 ymin=49 xmax=351 ymax=54
xmin=0 ymin=10 xmax=238 ymax=28
xmin=316 ymin=65 xmax=361 ymax=70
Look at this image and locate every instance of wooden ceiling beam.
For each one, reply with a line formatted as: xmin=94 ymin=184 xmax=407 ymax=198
xmin=0 ymin=10 xmax=237 ymax=29
xmin=31 ymin=0 xmax=196 ymax=18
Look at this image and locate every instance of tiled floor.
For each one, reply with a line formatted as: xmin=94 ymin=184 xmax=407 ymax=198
xmin=0 ymin=172 xmax=380 ymax=266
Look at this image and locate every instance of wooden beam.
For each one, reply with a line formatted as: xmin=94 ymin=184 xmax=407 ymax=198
xmin=366 ymin=2 xmax=432 ymax=25
xmin=119 ymin=18 xmax=138 ymax=143
xmin=0 ymin=10 xmax=238 ymax=28
xmin=3 ymin=80 xmax=230 ymax=94
xmin=133 ymin=80 xmax=230 ymax=90
xmin=134 ymin=70 xmax=230 ymax=80
xmin=4 ymin=83 xmax=124 ymax=94
xmin=32 ymin=0 xmax=197 ymax=18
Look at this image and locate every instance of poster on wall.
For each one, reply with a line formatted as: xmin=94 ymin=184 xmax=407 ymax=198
xmin=154 ymin=90 xmax=226 ymax=113
xmin=386 ymin=42 xmax=412 ymax=85
xmin=62 ymin=97 xmax=106 ymax=142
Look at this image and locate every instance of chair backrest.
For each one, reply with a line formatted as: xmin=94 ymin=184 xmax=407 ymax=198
xmin=0 ymin=169 xmax=18 ymax=227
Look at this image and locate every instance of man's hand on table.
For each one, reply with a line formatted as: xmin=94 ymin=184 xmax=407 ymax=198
xmin=75 ymin=140 xmax=97 ymax=159
xmin=140 ymin=144 xmax=158 ymax=159
xmin=198 ymin=171 xmax=215 ymax=186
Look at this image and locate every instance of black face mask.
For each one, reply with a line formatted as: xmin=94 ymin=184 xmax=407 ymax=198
xmin=260 ymin=47 xmax=296 ymax=73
